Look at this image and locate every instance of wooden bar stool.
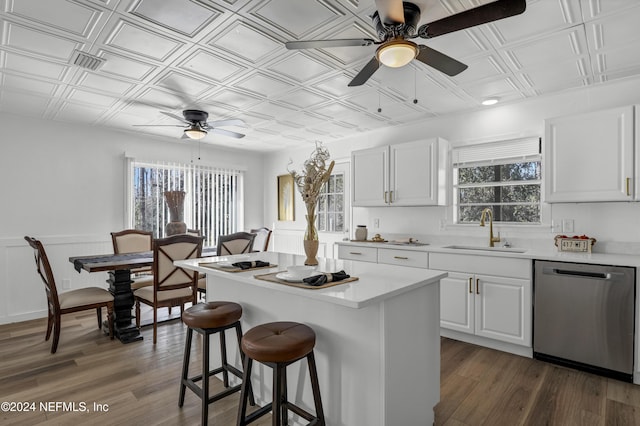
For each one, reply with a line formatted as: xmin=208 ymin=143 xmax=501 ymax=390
xmin=237 ymin=321 xmax=325 ymax=426
xmin=179 ymin=302 xmax=254 ymax=425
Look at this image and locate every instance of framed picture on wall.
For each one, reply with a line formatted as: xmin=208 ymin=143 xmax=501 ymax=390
xmin=278 ymin=174 xmax=295 ymax=221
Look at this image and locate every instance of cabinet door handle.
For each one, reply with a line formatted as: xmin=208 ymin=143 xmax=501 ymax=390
xmin=626 ymin=177 xmax=631 ymax=196
xmin=389 ymin=190 xmax=394 ymax=203
xmin=349 ymin=252 xmax=362 ymax=255
xmin=468 ymin=277 xmax=472 ymax=294
xmin=384 ymin=191 xmax=388 ymax=203
xmin=394 ymin=256 xmax=409 ymax=260
xmin=476 ymin=278 xmax=480 ymax=294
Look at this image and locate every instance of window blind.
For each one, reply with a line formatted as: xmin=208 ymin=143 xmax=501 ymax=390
xmin=130 ymin=160 xmax=243 ymax=247
xmin=452 ymin=137 xmax=541 ymax=166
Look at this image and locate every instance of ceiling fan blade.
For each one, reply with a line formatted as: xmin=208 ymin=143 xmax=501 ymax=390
xmin=132 ymin=124 xmax=187 ymax=127
xmin=211 ymin=128 xmax=245 ymax=139
xmin=286 ymin=39 xmax=376 ymax=50
xmin=160 ymin=111 xmax=190 ymax=124
xmin=419 ymin=0 xmax=526 ymax=39
xmin=348 ymin=56 xmax=381 ymax=87
xmin=375 ymin=0 xmax=405 ymax=25
xmin=206 ymin=119 xmax=247 ymax=128
xmin=415 ymin=45 xmax=468 ymax=76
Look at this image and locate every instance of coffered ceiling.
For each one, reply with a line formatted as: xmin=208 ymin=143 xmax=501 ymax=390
xmin=1 ymin=0 xmax=639 ymax=152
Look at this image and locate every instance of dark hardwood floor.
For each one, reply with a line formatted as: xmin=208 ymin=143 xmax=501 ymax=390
xmin=2 ymin=309 xmax=640 ymax=425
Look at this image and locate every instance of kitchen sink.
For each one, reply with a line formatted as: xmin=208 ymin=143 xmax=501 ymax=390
xmin=442 ymin=245 xmax=527 ymax=253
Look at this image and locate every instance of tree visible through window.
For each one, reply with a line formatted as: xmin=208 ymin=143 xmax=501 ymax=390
xmin=452 ymin=138 xmax=542 ymax=224
xmin=130 ymin=161 xmax=242 ymax=247
xmin=317 ymin=172 xmax=345 ymax=232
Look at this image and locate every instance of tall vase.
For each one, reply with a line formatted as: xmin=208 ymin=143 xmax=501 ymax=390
xmin=164 ymin=191 xmax=187 ymax=236
xmin=303 ymin=210 xmax=319 ymax=266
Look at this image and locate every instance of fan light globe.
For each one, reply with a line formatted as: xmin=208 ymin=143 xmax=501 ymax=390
xmin=376 ymin=40 xmax=418 ymax=68
xmin=184 ymin=126 xmax=207 ymax=140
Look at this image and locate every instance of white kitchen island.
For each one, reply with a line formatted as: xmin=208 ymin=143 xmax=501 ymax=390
xmin=176 ymin=251 xmax=446 ymax=426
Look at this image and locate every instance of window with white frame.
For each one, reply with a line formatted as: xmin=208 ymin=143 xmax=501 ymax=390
xmin=317 ymin=172 xmax=345 ymax=232
xmin=452 ymin=137 xmax=542 ymax=224
xmin=128 ymin=160 xmax=243 ymax=247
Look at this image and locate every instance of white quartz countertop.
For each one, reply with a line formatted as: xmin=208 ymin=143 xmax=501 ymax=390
xmin=175 ymin=251 xmax=446 ymax=309
xmin=336 ymin=241 xmax=640 ymax=268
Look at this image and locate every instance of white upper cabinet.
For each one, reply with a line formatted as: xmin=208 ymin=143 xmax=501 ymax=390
xmin=352 ymin=138 xmax=448 ymax=207
xmin=545 ymin=105 xmax=634 ymax=202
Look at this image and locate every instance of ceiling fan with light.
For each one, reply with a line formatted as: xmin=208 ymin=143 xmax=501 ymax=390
xmin=134 ymin=109 xmax=247 ymax=140
xmin=285 ymin=0 xmax=526 ymax=86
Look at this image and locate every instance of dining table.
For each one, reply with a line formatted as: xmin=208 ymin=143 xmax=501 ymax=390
xmin=69 ymin=247 xmax=216 ymax=343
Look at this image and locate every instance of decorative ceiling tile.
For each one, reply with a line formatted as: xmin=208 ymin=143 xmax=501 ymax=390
xmin=3 ymin=22 xmax=80 ymax=61
xmin=7 ymin=0 xmax=101 ymax=37
xmin=205 ymin=88 xmax=260 ymax=110
xmin=483 ymin=0 xmax=582 ymax=46
xmin=129 ymin=0 xmax=221 ymax=37
xmin=179 ymin=49 xmax=246 ymax=82
xmin=77 ymin=72 xmax=135 ymax=95
xmin=156 ymin=71 xmax=213 ymax=97
xmin=134 ymin=88 xmax=185 ymax=109
xmin=1 ymin=0 xmax=640 ymax=152
xmin=3 ymin=52 xmax=68 ymax=80
xmin=66 ymin=88 xmax=119 ymax=107
xmin=234 ymin=72 xmax=294 ymax=97
xmin=502 ymin=28 xmax=588 ymax=70
xmin=104 ymin=20 xmax=183 ymax=62
xmin=211 ymin=21 xmax=281 ymax=63
xmin=247 ymin=101 xmax=297 ymax=119
xmin=250 ymin=0 xmax=345 ymax=39
xmin=97 ymin=50 xmax=157 ymax=80
xmin=269 ymin=52 xmax=334 ymax=82
xmin=55 ymin=102 xmax=107 ymax=122
xmin=0 ymin=88 xmax=50 ymax=116
xmin=276 ymin=88 xmax=330 ymax=109
xmin=1 ymin=73 xmax=57 ymax=95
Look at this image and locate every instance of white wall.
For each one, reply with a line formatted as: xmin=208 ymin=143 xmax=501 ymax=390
xmin=0 ymin=113 xmax=264 ymax=324
xmin=264 ymin=76 xmax=640 ymax=253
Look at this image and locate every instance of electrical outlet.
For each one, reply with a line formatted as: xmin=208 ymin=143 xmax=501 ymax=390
xmin=373 ymin=218 xmax=380 ymax=228
xmin=62 ymin=279 xmax=71 ymax=290
xmin=562 ymin=219 xmax=574 ymax=233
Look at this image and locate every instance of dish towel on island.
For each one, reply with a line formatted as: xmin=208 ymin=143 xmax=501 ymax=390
xmin=303 ymin=270 xmax=350 ymax=286
xmin=232 ymin=260 xmax=270 ymax=269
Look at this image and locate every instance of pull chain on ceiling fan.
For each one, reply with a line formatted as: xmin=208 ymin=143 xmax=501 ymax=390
xmin=285 ymin=0 xmax=527 ymax=86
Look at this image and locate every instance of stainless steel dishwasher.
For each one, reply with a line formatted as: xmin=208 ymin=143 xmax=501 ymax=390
xmin=533 ymin=260 xmax=635 ymax=382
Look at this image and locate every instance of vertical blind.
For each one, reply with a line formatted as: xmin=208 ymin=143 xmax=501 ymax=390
xmin=129 ymin=159 xmax=243 ymax=247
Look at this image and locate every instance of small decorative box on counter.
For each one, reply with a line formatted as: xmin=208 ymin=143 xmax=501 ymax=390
xmin=554 ymin=234 xmax=597 ymax=253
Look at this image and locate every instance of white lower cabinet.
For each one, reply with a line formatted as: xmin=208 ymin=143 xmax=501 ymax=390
xmin=432 ymin=253 xmax=532 ymax=348
xmin=337 ymin=244 xmax=429 ymax=268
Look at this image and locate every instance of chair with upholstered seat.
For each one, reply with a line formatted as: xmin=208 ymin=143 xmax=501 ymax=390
xmin=24 ymin=236 xmax=114 ymax=354
xmin=134 ymin=234 xmax=203 ymax=344
xmin=249 ymin=227 xmax=272 ymax=252
xmin=197 ymin=232 xmax=256 ymax=300
xmin=111 ymin=229 xmax=154 ymax=290
xmin=217 ymin=232 xmax=256 ymax=256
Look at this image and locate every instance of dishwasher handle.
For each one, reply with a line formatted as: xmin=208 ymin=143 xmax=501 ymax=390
xmin=542 ymin=267 xmax=614 ymax=280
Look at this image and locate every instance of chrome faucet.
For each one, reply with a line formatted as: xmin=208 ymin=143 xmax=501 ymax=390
xmin=479 ymin=208 xmax=501 ymax=247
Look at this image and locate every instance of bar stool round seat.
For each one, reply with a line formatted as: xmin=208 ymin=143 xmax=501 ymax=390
xmin=241 ymin=321 xmax=316 ymax=363
xmin=237 ymin=321 xmax=325 ymax=426
xmin=179 ymin=302 xmax=254 ymax=426
xmin=182 ymin=301 xmax=242 ymax=329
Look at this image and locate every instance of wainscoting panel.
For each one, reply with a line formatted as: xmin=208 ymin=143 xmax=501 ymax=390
xmin=271 ymin=229 xmax=327 ymax=258
xmin=1 ymin=236 xmax=112 ymax=324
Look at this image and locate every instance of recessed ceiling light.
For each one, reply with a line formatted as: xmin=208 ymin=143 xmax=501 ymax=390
xmin=482 ymin=97 xmax=499 ymax=106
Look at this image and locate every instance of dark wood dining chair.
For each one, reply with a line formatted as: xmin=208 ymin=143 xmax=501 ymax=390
xmin=216 ymin=232 xmax=256 ymax=256
xmin=24 ymin=236 xmax=114 ymax=354
xmin=196 ymin=232 xmax=256 ymax=300
xmin=249 ymin=227 xmax=272 ymax=252
xmin=134 ymin=234 xmax=203 ymax=344
xmin=111 ymin=229 xmax=154 ymax=290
